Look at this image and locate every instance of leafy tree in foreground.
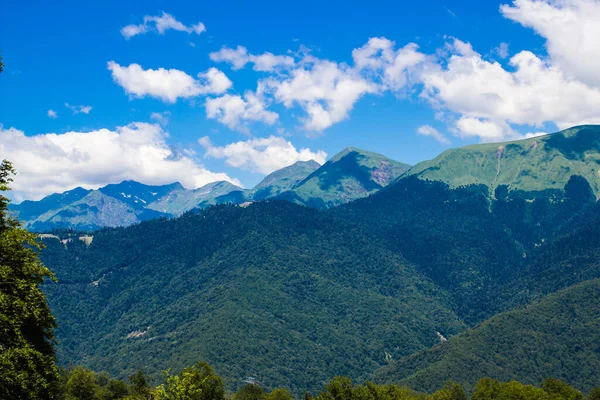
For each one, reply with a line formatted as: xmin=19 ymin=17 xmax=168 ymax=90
xmin=129 ymin=370 xmax=153 ymax=399
xmin=0 ymin=159 xmax=59 ymax=398
xmin=64 ymin=366 xmax=101 ymax=400
xmin=233 ymin=384 xmax=267 ymax=400
xmin=155 ymin=361 xmax=225 ymax=400
xmin=431 ymin=382 xmax=468 ymax=400
xmin=266 ymin=388 xmax=294 ymax=400
xmin=542 ymin=378 xmax=584 ymax=400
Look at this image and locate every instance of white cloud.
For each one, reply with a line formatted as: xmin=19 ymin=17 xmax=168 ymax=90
xmin=209 ymin=46 xmax=250 ymax=70
xmin=150 ymin=111 xmax=170 ymax=125
xmin=121 ymin=12 xmax=206 ymax=39
xmin=199 ymin=135 xmax=326 ymax=174
xmin=208 ymin=39 xmax=428 ymax=132
xmin=47 ymin=109 xmax=58 ymax=119
xmin=352 ymin=37 xmax=428 ymax=90
xmin=263 ymin=58 xmax=378 ymax=131
xmin=493 ymin=42 xmax=510 ymax=59
xmin=417 ymin=125 xmax=451 ymax=144
xmin=0 ymin=123 xmax=239 ymax=201
xmin=454 ymin=117 xmax=520 ymax=141
xmin=107 ymin=62 xmax=232 ymax=103
xmin=501 ymin=0 xmax=600 ymax=88
xmin=209 ymin=46 xmax=295 ymax=72
xmin=65 ymin=103 xmax=92 ymax=114
xmin=205 ymin=92 xmax=278 ymax=132
xmin=418 ymin=38 xmax=600 ymax=141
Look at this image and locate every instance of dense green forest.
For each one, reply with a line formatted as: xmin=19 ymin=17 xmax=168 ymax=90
xmin=38 ymin=202 xmax=466 ymax=392
xmin=372 ymin=279 xmax=600 ymax=392
xmin=33 ymin=173 xmax=600 ymax=393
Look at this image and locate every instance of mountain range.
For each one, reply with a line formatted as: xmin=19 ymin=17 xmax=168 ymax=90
xmin=26 ymin=125 xmax=600 ymax=393
xmin=10 ymin=148 xmax=408 ymax=231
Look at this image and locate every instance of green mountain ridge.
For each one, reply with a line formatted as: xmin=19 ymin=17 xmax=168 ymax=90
xmin=247 ymin=160 xmax=321 ymax=201
xmin=404 ymin=125 xmax=600 ymax=199
xmin=278 ymin=147 xmax=411 ymax=208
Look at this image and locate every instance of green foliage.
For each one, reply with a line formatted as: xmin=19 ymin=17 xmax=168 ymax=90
xmin=431 ymin=383 xmax=467 ymax=400
xmin=541 ymin=379 xmax=583 ymax=400
xmin=129 ymin=370 xmax=153 ymax=399
xmin=587 ymin=388 xmax=600 ymax=400
xmin=105 ymin=379 xmax=130 ymax=400
xmin=157 ymin=362 xmax=224 ymax=400
xmin=65 ymin=366 xmax=102 ymax=400
xmin=314 ymin=377 xmax=424 ymax=400
xmin=38 ymin=170 xmax=600 ymax=393
xmin=0 ymin=159 xmax=59 ymax=398
xmin=266 ymin=388 xmax=294 ymax=400
xmin=233 ymin=385 xmax=267 ymax=400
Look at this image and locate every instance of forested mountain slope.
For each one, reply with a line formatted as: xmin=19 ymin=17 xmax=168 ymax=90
xmin=40 ymin=202 xmax=465 ymax=393
xmin=372 ymin=279 xmax=600 ymax=392
xmin=336 ymin=174 xmax=597 ymax=323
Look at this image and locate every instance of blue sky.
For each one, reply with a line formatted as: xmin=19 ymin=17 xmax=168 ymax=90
xmin=2 ymin=0 xmax=600 ymax=200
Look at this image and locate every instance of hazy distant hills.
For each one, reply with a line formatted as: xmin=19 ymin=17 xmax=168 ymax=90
xmin=405 ymin=125 xmax=600 ymax=199
xmin=10 ymin=148 xmax=408 ymax=231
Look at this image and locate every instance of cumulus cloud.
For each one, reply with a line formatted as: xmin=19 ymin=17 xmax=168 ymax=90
xmin=205 ymin=92 xmax=278 ymax=132
xmin=209 ymin=45 xmax=295 ymax=72
xmin=121 ymin=12 xmax=206 ymax=39
xmin=199 ymin=135 xmax=327 ymax=174
xmin=417 ymin=125 xmax=451 ymax=144
xmin=262 ymin=58 xmax=378 ymax=131
xmin=47 ymin=109 xmax=58 ymax=119
xmin=65 ymin=103 xmax=92 ymax=114
xmin=352 ymin=37 xmax=428 ymax=90
xmin=0 ymin=123 xmax=239 ymax=201
xmin=501 ymin=0 xmax=600 ymax=88
xmin=108 ymin=62 xmax=232 ymax=103
xmin=419 ymin=38 xmax=600 ymax=140
xmin=208 ymin=38 xmax=429 ymax=132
